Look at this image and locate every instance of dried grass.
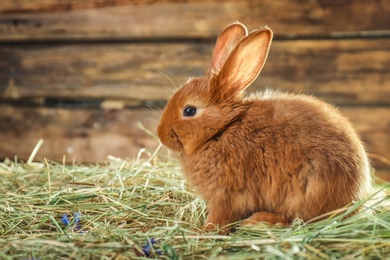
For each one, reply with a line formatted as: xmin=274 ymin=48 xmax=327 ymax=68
xmin=0 ymin=145 xmax=389 ymax=259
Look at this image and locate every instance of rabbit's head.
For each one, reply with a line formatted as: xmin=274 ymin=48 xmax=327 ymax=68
xmin=158 ymin=23 xmax=273 ymax=155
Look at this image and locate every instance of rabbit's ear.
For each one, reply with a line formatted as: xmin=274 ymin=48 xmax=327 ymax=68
xmin=214 ymin=27 xmax=273 ymax=96
xmin=209 ymin=22 xmax=248 ymax=76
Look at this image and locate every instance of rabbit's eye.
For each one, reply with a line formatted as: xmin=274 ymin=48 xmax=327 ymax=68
xmin=183 ymin=106 xmax=197 ymax=117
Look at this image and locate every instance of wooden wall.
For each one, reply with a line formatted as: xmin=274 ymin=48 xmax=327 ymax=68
xmin=0 ymin=0 xmax=389 ymax=180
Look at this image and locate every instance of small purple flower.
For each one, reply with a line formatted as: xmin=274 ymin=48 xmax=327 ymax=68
xmin=74 ymin=212 xmax=82 ymax=230
xmin=61 ymin=214 xmax=69 ymax=225
xmin=141 ymin=238 xmax=162 ymax=257
xmin=61 ymin=212 xmax=82 ymax=231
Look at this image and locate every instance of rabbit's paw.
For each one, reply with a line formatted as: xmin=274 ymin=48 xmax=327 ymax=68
xmin=241 ymin=212 xmax=289 ymax=227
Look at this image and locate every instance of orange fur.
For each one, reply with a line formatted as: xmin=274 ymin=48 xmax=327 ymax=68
xmin=157 ymin=22 xmax=373 ymax=231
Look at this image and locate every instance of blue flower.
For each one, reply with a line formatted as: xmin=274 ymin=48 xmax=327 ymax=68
xmin=61 ymin=214 xmax=69 ymax=225
xmin=141 ymin=238 xmax=162 ymax=257
xmin=73 ymin=212 xmax=82 ymax=230
xmin=61 ymin=212 xmax=82 ymax=231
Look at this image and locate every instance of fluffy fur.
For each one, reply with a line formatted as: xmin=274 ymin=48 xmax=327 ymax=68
xmin=157 ymin=22 xmax=372 ymax=230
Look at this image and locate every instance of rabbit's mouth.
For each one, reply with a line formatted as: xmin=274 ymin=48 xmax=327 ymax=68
xmin=169 ymin=128 xmax=184 ymax=152
xmin=158 ymin=121 xmax=183 ymax=152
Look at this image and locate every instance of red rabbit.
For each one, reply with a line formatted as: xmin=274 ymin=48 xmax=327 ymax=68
xmin=157 ymin=22 xmax=373 ymax=230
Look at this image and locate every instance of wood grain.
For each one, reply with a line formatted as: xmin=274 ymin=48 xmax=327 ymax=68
xmin=341 ymin=107 xmax=390 ymax=171
xmin=0 ymin=0 xmax=389 ymax=41
xmin=0 ymin=105 xmax=161 ymax=163
xmin=1 ymin=38 xmax=389 ymax=106
xmin=0 ymin=105 xmax=388 ymax=171
xmin=376 ymin=170 xmax=390 ymax=183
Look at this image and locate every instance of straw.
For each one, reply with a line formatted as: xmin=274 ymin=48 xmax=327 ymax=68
xmin=0 ymin=151 xmax=389 ymax=259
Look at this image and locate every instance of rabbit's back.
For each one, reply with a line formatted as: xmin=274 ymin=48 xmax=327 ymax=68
xmin=247 ymin=91 xmax=372 ymax=220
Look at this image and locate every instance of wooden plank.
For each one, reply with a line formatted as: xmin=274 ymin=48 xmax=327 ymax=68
xmin=0 ymin=105 xmax=388 ymax=169
xmin=341 ymin=107 xmax=390 ymax=171
xmin=1 ymin=38 xmax=389 ymax=105
xmin=376 ymin=169 xmax=390 ymax=183
xmin=0 ymin=104 xmax=161 ymax=163
xmin=0 ymin=0 xmax=389 ymax=41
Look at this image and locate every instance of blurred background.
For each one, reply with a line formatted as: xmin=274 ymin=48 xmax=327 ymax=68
xmin=0 ymin=0 xmax=389 ymax=180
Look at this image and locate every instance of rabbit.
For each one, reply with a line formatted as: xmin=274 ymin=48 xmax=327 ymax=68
xmin=157 ymin=22 xmax=373 ymax=230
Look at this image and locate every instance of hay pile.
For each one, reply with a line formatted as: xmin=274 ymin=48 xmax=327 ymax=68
xmin=0 ymin=147 xmax=389 ymax=259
